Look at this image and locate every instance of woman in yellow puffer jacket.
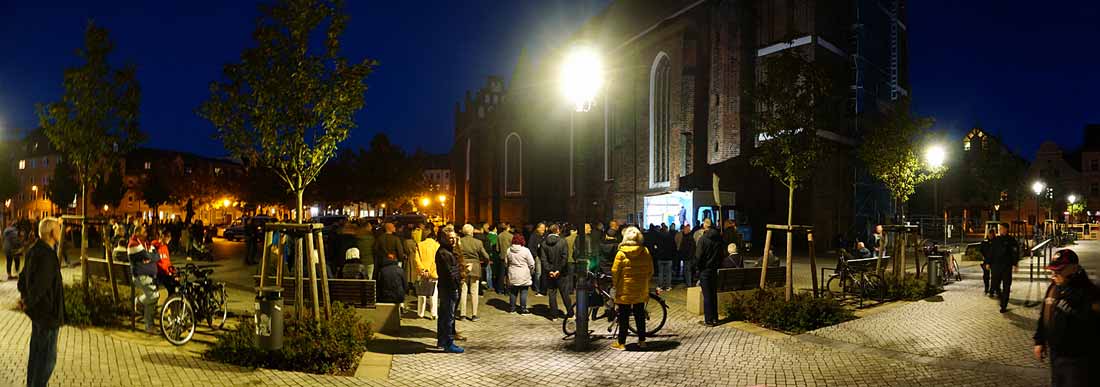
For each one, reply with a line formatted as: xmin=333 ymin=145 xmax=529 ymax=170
xmin=611 ymin=226 xmax=654 ymax=351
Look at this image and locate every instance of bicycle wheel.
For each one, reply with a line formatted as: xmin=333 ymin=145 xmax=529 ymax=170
xmin=209 ymin=286 xmax=228 ymax=329
xmin=860 ymin=273 xmax=887 ymax=303
xmin=825 ymin=275 xmax=852 ymax=298
xmin=161 ymin=296 xmax=196 ymax=346
xmin=627 ymin=293 xmax=668 ymax=336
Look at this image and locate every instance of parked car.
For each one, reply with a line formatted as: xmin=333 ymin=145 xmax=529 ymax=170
xmin=222 ymin=215 xmax=277 ymax=242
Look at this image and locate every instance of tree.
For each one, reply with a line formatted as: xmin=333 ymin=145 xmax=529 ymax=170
xmin=37 ymin=22 xmax=143 ymax=280
xmin=859 ymin=104 xmax=946 ymax=218
xmin=199 ymin=0 xmax=376 ymax=223
xmin=749 ymin=50 xmax=834 ymax=301
xmin=92 ymin=171 xmax=127 ymax=215
xmin=141 ymin=173 xmax=173 ymax=224
xmin=1068 ymin=199 xmax=1086 ymax=223
xmin=47 ymin=157 xmax=80 ymax=214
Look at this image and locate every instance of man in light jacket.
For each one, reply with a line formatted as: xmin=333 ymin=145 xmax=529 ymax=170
xmin=458 ymin=224 xmax=488 ymax=322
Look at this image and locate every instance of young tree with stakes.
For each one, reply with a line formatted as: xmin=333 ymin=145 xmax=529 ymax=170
xmin=199 ymin=0 xmax=376 ymax=224
xmin=859 ymin=105 xmax=946 ymax=220
xmin=749 ymin=50 xmax=833 ymax=301
xmin=37 ymin=22 xmax=144 ymax=286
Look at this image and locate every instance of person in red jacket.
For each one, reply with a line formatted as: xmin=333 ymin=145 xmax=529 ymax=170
xmin=151 ymin=229 xmax=178 ymax=295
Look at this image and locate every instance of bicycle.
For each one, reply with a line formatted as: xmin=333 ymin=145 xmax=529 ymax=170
xmin=922 ymin=242 xmax=962 ymax=283
xmin=160 ymin=263 xmax=229 ymax=345
xmin=824 ymin=254 xmax=886 ymax=307
xmin=562 ymin=271 xmax=668 ymax=338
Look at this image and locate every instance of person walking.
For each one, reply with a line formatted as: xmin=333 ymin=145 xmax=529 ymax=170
xmin=17 ymin=217 xmax=64 ymax=387
xmin=655 ymin=226 xmax=676 ymax=291
xmin=4 ymin=221 xmax=22 ymax=280
xmin=434 ymin=227 xmax=465 ymax=353
xmin=988 ymin=222 xmax=1020 ymax=313
xmin=1033 ymin=249 xmax=1100 ymax=386
xmin=979 ymin=227 xmax=995 ymax=297
xmin=610 ymin=226 xmax=654 ymax=350
xmin=415 ymin=229 xmax=440 ymax=319
xmin=458 ymin=224 xmax=488 ymax=321
xmin=539 ymin=224 xmax=572 ymax=320
xmin=505 ymin=234 xmax=535 ymax=314
xmin=696 ymin=225 xmax=724 ymax=327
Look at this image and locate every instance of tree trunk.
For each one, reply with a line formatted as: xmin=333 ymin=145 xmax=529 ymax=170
xmin=296 ymin=189 xmax=304 ymax=224
xmin=81 ymin=182 xmax=89 ymax=289
xmin=785 ymin=178 xmax=795 ymax=302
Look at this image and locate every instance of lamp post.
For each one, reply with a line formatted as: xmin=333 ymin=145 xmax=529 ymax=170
xmin=1032 ymin=181 xmax=1045 ymax=237
xmin=438 ymin=194 xmax=447 ymax=223
xmin=924 ymin=144 xmax=946 ymax=243
xmin=31 ymin=185 xmax=39 ymax=218
xmin=1068 ymin=194 xmax=1078 ymax=223
xmin=561 ymin=44 xmax=603 ymax=351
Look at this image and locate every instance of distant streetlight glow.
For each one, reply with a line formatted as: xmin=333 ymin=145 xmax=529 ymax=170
xmin=1032 ymin=181 xmax=1046 ymax=195
xmin=420 ymin=197 xmax=430 ymax=207
xmin=1069 ymin=194 xmax=1078 ymax=204
xmin=560 ymin=45 xmax=603 ymax=112
xmin=438 ymin=194 xmax=446 ymax=203
xmin=222 ymin=198 xmax=231 ymax=207
xmin=103 ymin=204 xmax=109 ymax=212
xmin=924 ymin=144 xmax=946 ymax=169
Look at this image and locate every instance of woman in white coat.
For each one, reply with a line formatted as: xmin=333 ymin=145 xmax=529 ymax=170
xmin=505 ymin=233 xmax=536 ymax=314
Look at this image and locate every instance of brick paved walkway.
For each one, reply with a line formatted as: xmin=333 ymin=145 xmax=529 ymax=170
xmin=1 ymin=238 xmax=1086 ymax=386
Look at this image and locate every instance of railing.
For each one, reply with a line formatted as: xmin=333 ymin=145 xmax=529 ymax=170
xmin=1029 ymin=238 xmax=1053 ymax=281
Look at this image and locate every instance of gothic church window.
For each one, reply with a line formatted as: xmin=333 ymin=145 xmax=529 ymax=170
xmin=650 ymin=52 xmax=671 ymax=187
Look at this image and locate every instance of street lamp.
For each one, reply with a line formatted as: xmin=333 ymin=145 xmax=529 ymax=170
xmin=1068 ymin=194 xmax=1078 ymax=223
xmin=561 ymin=43 xmax=603 ymax=351
xmin=1032 ymin=181 xmax=1046 ymax=236
xmin=924 ymin=144 xmax=947 ymax=243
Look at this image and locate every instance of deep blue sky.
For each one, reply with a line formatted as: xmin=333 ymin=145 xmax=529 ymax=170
xmin=1 ymin=1 xmax=1098 ymax=160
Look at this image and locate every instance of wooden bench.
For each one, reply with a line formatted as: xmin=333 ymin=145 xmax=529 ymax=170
xmin=716 ymin=266 xmax=786 ymax=293
xmin=253 ymin=276 xmax=377 ymax=308
xmin=85 ymin=257 xmax=132 ymax=286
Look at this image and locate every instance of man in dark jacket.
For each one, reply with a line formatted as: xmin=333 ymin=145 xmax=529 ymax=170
xmin=678 ymin=225 xmax=696 ymax=286
xmin=18 ymin=217 xmax=64 ymax=387
xmin=988 ymin=222 xmax=1020 ymax=313
xmin=4 ymin=221 xmax=22 ymax=280
xmin=529 ymin=222 xmax=547 ymax=294
xmin=1034 ymin=249 xmax=1100 ymax=386
xmin=377 ymin=253 xmax=407 ymax=305
xmin=374 ymin=223 xmax=406 ymax=280
xmin=539 ymin=224 xmax=572 ymax=319
xmin=434 ymin=227 xmax=464 ymax=353
xmin=695 ymin=227 xmax=725 ymax=327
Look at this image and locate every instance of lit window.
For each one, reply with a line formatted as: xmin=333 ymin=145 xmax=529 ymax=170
xmin=144 ymin=162 xmax=151 ymax=170
xmin=963 ymin=140 xmax=971 ymax=151
xmin=30 ymin=159 xmax=36 ymax=169
xmin=42 ymin=157 xmax=48 ymax=167
xmin=214 ymin=167 xmax=222 ymax=175
xmin=18 ymin=160 xmax=25 ymax=170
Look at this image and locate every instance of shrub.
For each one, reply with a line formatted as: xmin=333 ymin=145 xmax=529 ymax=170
xmin=204 ymin=302 xmax=373 ymax=375
xmin=887 ymin=274 xmax=943 ymax=301
xmin=63 ymin=282 xmax=129 ymax=328
xmin=724 ymin=289 xmax=855 ymax=334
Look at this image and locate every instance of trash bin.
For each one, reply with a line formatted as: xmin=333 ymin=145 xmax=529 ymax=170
xmin=926 ymin=255 xmax=944 ymax=288
xmin=255 ymin=287 xmax=284 ymax=350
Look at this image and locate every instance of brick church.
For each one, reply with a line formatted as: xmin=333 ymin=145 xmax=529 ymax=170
xmin=452 ymin=0 xmax=908 ymax=247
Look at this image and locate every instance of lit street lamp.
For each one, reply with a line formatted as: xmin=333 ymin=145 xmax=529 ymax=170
xmin=924 ymin=144 xmax=947 ymax=243
xmin=1032 ymin=181 xmax=1046 ymax=236
xmin=1068 ymin=194 xmax=1078 ymax=223
xmin=561 ymin=43 xmax=603 ymax=351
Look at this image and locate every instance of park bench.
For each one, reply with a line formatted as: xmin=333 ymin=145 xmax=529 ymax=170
xmin=252 ymin=275 xmax=377 ymax=308
xmin=715 ymin=266 xmax=786 ymax=292
xmin=85 ymin=257 xmax=132 ymax=287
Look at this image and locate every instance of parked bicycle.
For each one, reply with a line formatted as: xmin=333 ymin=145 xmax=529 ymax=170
xmin=160 ymin=263 xmax=228 ymax=345
xmin=562 ymin=271 xmax=668 ymax=338
xmin=922 ymin=242 xmax=962 ymax=283
xmin=824 ymin=252 xmax=886 ymax=307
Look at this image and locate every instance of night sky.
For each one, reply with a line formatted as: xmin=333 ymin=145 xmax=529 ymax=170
xmin=1 ymin=1 xmax=1097 ymax=160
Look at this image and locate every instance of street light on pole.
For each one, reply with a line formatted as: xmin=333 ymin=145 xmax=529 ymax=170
xmin=1068 ymin=194 xmax=1078 ymax=223
xmin=1032 ymin=181 xmax=1045 ymax=236
xmin=924 ymin=144 xmax=946 ymax=243
xmin=561 ymin=43 xmax=602 ymax=351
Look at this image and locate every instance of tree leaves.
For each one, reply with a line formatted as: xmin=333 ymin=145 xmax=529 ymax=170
xmin=199 ymin=0 xmax=375 ymax=221
xmin=859 ymin=104 xmax=944 ymax=205
xmin=37 ymin=22 xmax=144 ymax=189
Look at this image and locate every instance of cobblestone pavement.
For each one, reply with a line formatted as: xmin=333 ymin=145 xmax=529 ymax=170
xmin=2 ymin=238 xmax=1087 ymax=386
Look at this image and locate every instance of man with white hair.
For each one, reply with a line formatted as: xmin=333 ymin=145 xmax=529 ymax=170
xmin=18 ymin=217 xmax=64 ymax=387
xmin=458 ymin=224 xmax=489 ymax=322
